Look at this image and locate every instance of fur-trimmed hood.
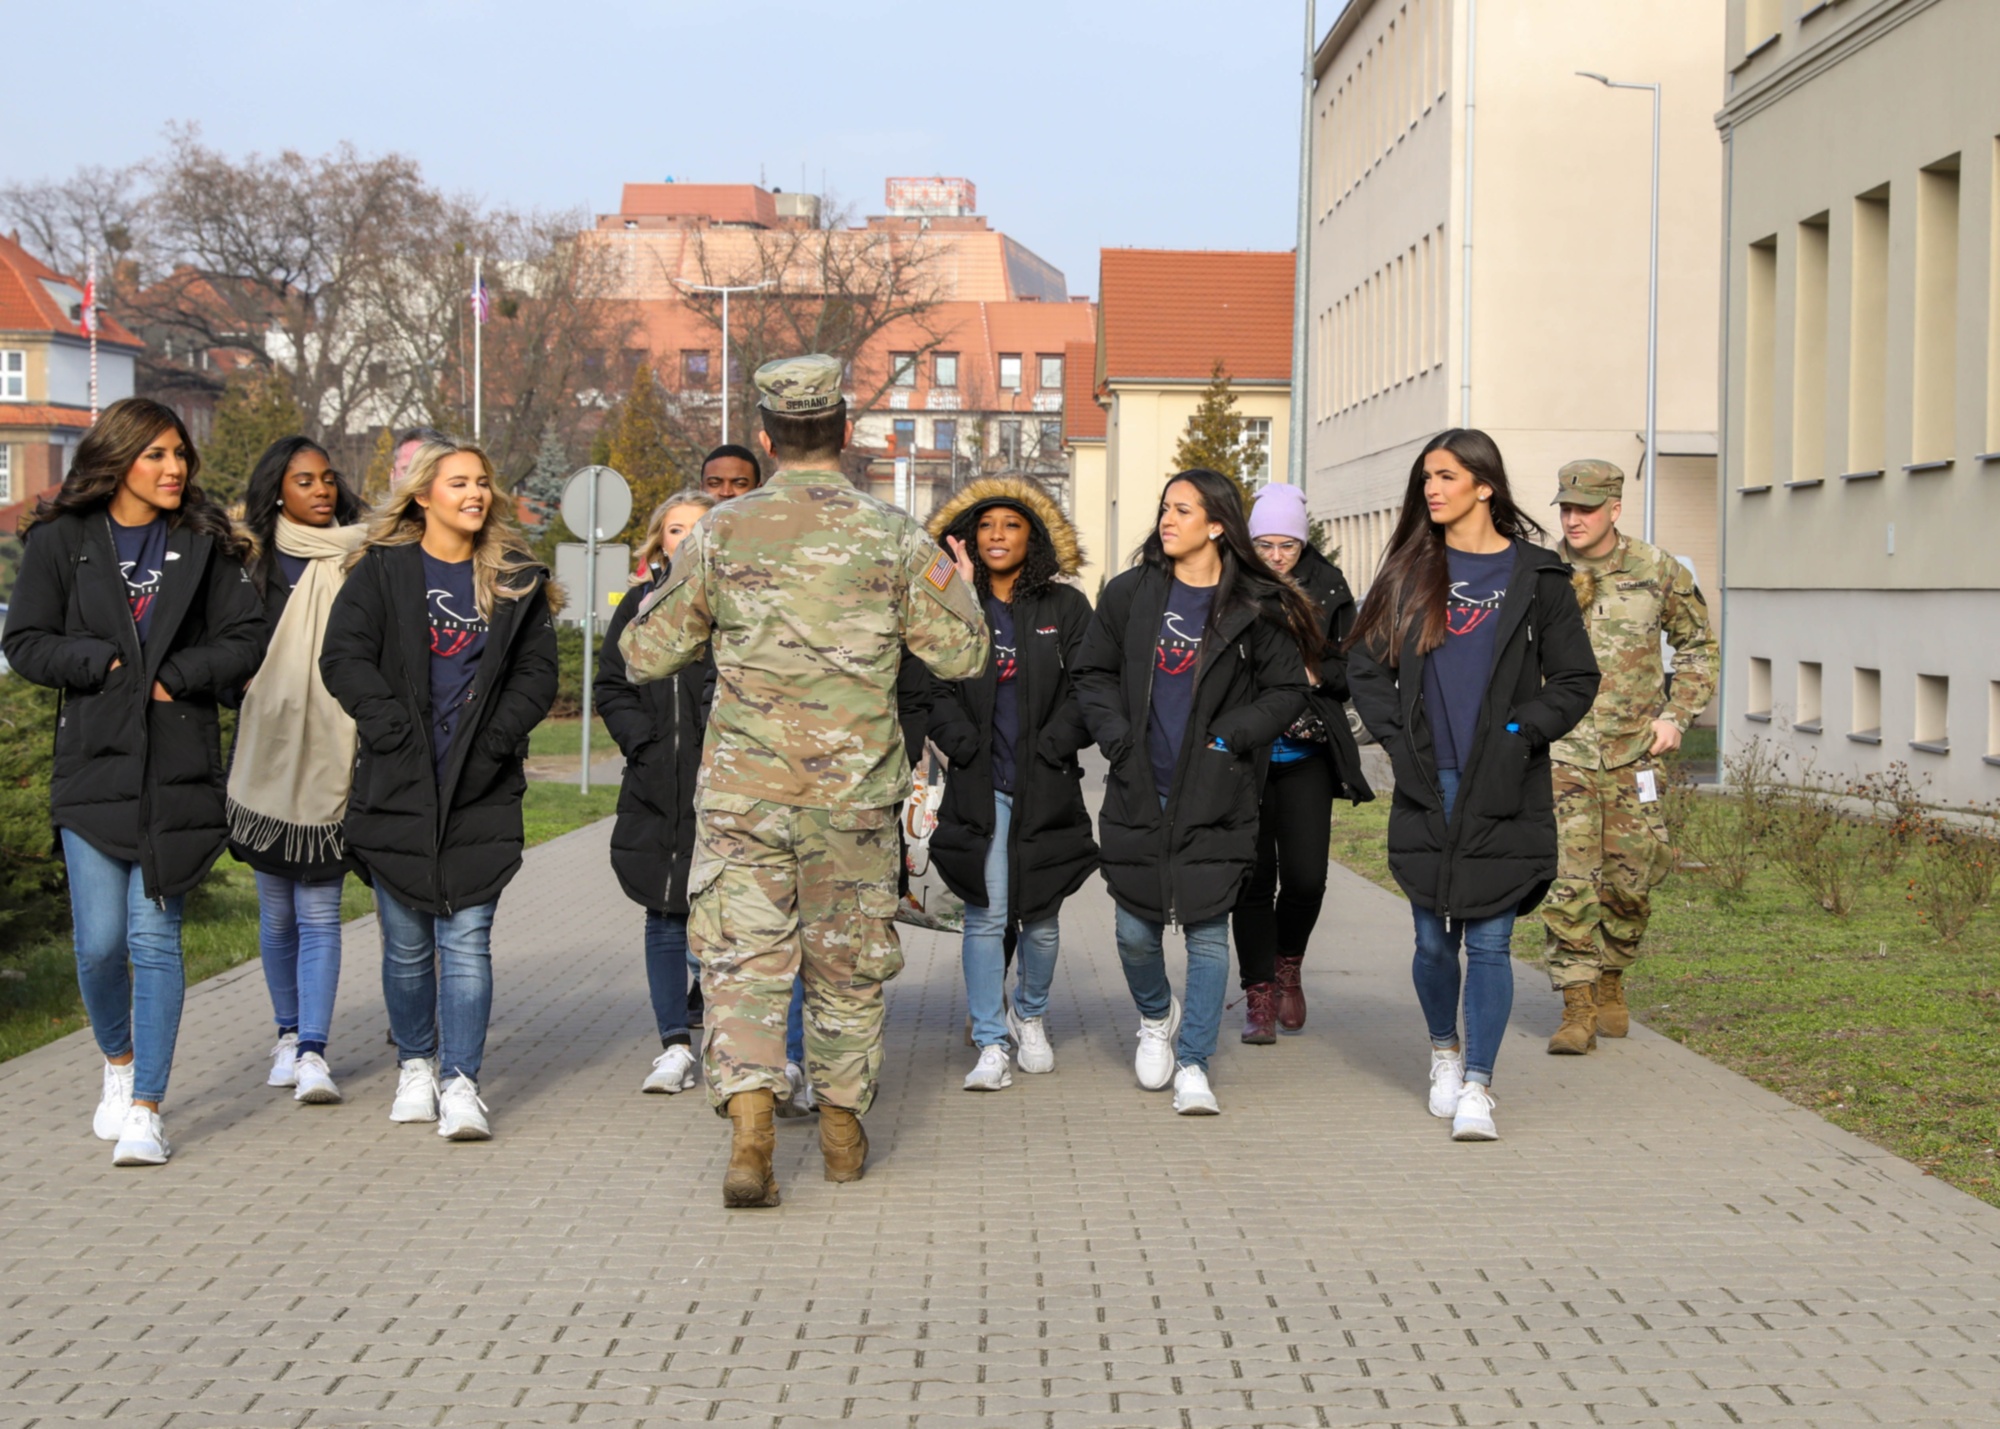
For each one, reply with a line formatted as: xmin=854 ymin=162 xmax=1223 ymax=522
xmin=926 ymin=477 xmax=1084 ymax=577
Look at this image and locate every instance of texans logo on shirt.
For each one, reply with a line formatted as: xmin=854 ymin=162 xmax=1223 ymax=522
xmin=1444 ymin=579 xmax=1506 ymax=637
xmin=1155 ymin=608 xmax=1202 ymax=676
xmin=993 ymin=637 xmax=1018 ymax=683
xmin=120 ymin=556 xmax=162 ymax=625
xmin=428 ymin=586 xmax=487 ymax=657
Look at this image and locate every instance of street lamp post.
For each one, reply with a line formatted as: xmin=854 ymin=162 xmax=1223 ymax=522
xmin=676 ymin=279 xmax=775 ymax=445
xmin=1578 ymin=70 xmax=1662 ymax=545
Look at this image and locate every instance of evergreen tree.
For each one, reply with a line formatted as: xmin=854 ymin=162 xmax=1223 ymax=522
xmin=203 ymin=370 xmax=304 ymax=507
xmin=1171 ymin=360 xmax=1264 ymax=513
xmin=360 ymin=425 xmax=396 ymax=505
xmin=520 ymin=420 xmax=570 ymax=528
xmin=603 ymin=363 xmax=678 ymax=541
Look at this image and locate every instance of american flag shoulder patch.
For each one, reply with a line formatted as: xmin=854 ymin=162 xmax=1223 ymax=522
xmin=923 ymin=551 xmax=956 ymax=593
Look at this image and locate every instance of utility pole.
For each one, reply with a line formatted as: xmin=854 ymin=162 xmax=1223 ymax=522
xmin=1288 ymin=0 xmax=1317 ymax=493
xmin=676 ymin=279 xmax=774 ymax=445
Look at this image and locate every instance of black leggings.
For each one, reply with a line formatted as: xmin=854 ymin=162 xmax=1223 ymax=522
xmin=1231 ymin=751 xmax=1335 ymax=987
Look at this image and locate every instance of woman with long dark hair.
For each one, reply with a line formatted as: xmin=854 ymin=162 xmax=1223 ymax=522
xmin=1346 ymin=429 xmax=1599 ymax=1141
xmin=320 ymin=437 xmax=559 ymax=1143
xmin=228 ymin=436 xmax=368 ymax=1104
xmin=2 ymin=398 xmax=265 ymax=1165
xmin=1073 ymin=469 xmax=1313 ymax=1115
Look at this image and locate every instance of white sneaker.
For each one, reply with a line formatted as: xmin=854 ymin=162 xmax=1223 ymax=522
xmin=389 ymin=1058 xmax=440 ymax=1123
xmin=292 ymin=1052 xmax=342 ymax=1104
xmin=1172 ymin=1063 xmax=1220 ymax=1115
xmin=1133 ymin=996 xmax=1182 ymax=1090
xmin=1428 ymin=1046 xmax=1466 ymax=1119
xmin=1008 ymin=1006 xmax=1055 ymax=1075
xmin=775 ymin=1061 xmax=816 ymax=1118
xmin=93 ymin=1060 xmax=135 ymax=1140
xmin=963 ymin=1044 xmax=1014 ymax=1091
xmin=642 ymin=1044 xmax=697 ymax=1094
xmin=267 ymin=1033 xmax=298 ymax=1088
xmin=1452 ymin=1083 xmax=1499 ymax=1141
xmin=111 ymin=1104 xmax=171 ymax=1166
xmin=437 ymin=1075 xmax=491 ymax=1140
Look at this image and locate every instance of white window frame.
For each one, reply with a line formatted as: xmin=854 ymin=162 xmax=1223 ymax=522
xmin=998 ymin=354 xmax=1022 ymax=391
xmin=1038 ymin=354 xmax=1063 ymax=390
xmin=933 ymin=352 xmax=958 ymax=388
xmin=1241 ymin=417 xmax=1273 ymax=487
xmin=0 ymin=443 xmax=11 ymax=503
xmin=0 ymin=350 xmax=25 ymax=401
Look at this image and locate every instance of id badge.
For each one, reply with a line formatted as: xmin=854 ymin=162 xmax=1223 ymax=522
xmin=1635 ymin=768 xmax=1659 ymax=804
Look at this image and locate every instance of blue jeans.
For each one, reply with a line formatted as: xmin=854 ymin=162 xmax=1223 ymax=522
xmin=255 ymin=872 xmax=345 ymax=1050
xmin=62 ymin=829 xmax=185 ymax=1105
xmin=688 ymin=950 xmax=803 ymax=1064
xmin=644 ymin=911 xmax=692 ymax=1047
xmin=1409 ymin=768 xmax=1517 ymax=1085
xmin=375 ymin=888 xmax=498 ymax=1084
xmin=961 ymin=791 xmax=1062 ymax=1047
xmin=1113 ymin=906 xmax=1231 ymax=1073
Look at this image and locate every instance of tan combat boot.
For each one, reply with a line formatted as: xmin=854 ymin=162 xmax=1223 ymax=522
xmin=819 ymin=1105 xmax=869 ymax=1183
xmin=1546 ymin=983 xmax=1598 ymax=1055
xmin=722 ymin=1089 xmax=781 ymax=1208
xmin=1595 ymin=969 xmax=1629 ymax=1038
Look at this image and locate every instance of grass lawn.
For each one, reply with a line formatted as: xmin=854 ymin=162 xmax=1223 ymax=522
xmin=527 ymin=716 xmax=611 ymax=758
xmin=1324 ymin=784 xmax=2000 ymax=1208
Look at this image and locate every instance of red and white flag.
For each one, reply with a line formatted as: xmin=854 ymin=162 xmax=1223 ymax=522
xmin=471 ymin=275 xmax=492 ymax=325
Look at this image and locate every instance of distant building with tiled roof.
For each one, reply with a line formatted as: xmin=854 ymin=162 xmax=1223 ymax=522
xmin=1059 ymin=339 xmax=1107 ymax=588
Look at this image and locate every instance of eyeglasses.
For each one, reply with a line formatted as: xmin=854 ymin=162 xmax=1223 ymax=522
xmin=1252 ymin=539 xmax=1303 ymax=555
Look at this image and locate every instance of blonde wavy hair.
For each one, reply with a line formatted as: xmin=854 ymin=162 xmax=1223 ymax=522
xmin=632 ymin=488 xmax=716 ymax=580
xmin=349 ymin=437 xmax=559 ymax=618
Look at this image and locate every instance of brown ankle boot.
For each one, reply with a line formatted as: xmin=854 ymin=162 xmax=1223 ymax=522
xmin=819 ymin=1105 xmax=868 ymax=1182
xmin=1240 ymin=983 xmax=1278 ymax=1044
xmin=723 ymin=1090 xmax=781 ymax=1208
xmin=1274 ymin=955 xmax=1307 ymax=1031
xmin=1546 ymin=983 xmax=1598 ymax=1055
xmin=1595 ymin=969 xmax=1629 ymax=1038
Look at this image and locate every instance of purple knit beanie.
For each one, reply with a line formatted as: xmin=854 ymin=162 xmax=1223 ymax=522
xmin=1248 ymin=482 xmax=1310 ymax=543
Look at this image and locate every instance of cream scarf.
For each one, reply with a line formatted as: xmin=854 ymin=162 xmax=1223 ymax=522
xmin=226 ymin=517 xmax=368 ymax=865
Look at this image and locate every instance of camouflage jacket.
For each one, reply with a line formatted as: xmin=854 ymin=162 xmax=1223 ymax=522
xmin=617 ymin=466 xmax=988 ymax=811
xmin=1551 ymin=533 xmax=1717 ymax=770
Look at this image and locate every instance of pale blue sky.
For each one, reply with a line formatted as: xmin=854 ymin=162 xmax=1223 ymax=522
xmin=8 ymin=0 xmax=1326 ymax=298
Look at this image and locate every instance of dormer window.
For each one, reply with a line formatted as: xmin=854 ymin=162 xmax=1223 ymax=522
xmin=0 ymin=350 xmax=25 ymax=400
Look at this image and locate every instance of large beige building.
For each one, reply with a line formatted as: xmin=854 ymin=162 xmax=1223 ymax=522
xmin=1718 ymin=0 xmax=2000 ymax=806
xmin=1304 ymin=0 xmax=1725 ymax=595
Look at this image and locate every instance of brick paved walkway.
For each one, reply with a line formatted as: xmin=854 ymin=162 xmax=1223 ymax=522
xmin=4 ymin=815 xmax=1998 ymax=1428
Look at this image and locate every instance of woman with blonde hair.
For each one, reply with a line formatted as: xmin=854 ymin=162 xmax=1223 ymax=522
xmin=320 ymin=436 xmax=560 ymax=1142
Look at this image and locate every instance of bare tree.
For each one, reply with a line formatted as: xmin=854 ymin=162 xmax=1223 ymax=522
xmin=0 ymin=163 xmax=156 ymax=293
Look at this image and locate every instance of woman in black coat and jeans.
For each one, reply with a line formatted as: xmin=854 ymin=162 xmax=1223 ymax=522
xmin=2 ymin=398 xmax=264 ymax=1166
xmin=1074 ymin=469 xmax=1315 ymax=1117
xmin=1347 ymin=429 xmax=1599 ymax=1143
xmin=923 ymin=478 xmax=1097 ymax=1090
xmin=320 ymin=437 xmax=559 ymax=1144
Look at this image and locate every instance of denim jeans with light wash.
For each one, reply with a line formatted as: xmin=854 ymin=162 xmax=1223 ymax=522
xmin=961 ymin=790 xmax=1062 ymax=1048
xmin=375 ymin=887 xmax=499 ymax=1084
xmin=62 ymin=828 xmax=186 ymax=1105
xmin=687 ymin=953 xmax=804 ymax=1065
xmin=254 ymin=872 xmax=345 ymax=1050
xmin=644 ymin=911 xmax=692 ymax=1048
xmin=1408 ymin=767 xmax=1517 ymax=1085
xmin=1113 ymin=906 xmax=1232 ymax=1073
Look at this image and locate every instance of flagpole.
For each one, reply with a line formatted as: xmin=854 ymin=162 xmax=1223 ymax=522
xmin=472 ymin=255 xmax=483 ymax=443
xmin=87 ymin=250 xmax=99 ymax=423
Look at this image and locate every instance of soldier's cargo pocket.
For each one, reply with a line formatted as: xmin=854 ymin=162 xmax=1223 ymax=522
xmin=1633 ymin=761 xmax=1675 ymax=883
xmin=686 ymin=832 xmax=730 ymax=953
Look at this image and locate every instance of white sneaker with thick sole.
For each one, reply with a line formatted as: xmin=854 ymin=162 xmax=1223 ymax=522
xmin=111 ymin=1105 xmax=170 ymax=1166
xmin=437 ymin=1075 xmax=491 ymax=1140
xmin=1452 ymin=1083 xmax=1499 ymax=1141
xmin=389 ymin=1058 xmax=440 ymax=1123
xmin=93 ymin=1060 xmax=135 ymax=1141
xmin=642 ymin=1044 xmax=697 ymax=1094
xmin=1172 ymin=1063 xmax=1220 ymax=1115
xmin=963 ymin=1044 xmax=1014 ymax=1091
xmin=292 ymin=1052 xmax=343 ymax=1105
xmin=775 ymin=1061 xmax=815 ymax=1118
xmin=1133 ymin=996 xmax=1182 ymax=1091
xmin=1008 ymin=1006 xmax=1055 ymax=1075
xmin=1428 ymin=1046 xmax=1466 ymax=1119
xmin=267 ymin=1033 xmax=298 ymax=1088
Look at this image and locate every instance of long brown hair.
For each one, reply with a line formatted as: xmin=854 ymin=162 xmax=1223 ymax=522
xmin=1344 ymin=429 xmax=1545 ymax=667
xmin=23 ymin=397 xmax=247 ymax=557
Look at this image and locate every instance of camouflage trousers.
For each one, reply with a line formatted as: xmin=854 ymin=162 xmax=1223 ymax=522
xmin=1540 ymin=760 xmax=1675 ymax=989
xmin=687 ymin=792 xmax=905 ymax=1115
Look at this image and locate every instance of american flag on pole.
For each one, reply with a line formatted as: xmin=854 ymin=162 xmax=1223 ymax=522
xmin=471 ymin=273 xmax=492 ymax=325
xmin=80 ymin=269 xmax=96 ymax=337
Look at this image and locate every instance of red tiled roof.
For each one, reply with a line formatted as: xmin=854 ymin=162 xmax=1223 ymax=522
xmin=617 ymin=184 xmax=778 ymax=228
xmin=1062 ymin=339 xmax=1104 ymax=440
xmin=0 ymin=403 xmax=95 ymax=430
xmin=0 ymin=232 xmax=141 ymax=345
xmin=1097 ymin=249 xmax=1294 ymax=384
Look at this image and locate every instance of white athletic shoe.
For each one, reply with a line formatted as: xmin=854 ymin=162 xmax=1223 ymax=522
xmin=1452 ymin=1083 xmax=1499 ymax=1141
xmin=93 ymin=1060 xmax=135 ymax=1141
xmin=437 ymin=1075 xmax=491 ymax=1141
xmin=642 ymin=1044 xmax=698 ymax=1094
xmin=775 ymin=1061 xmax=816 ymax=1118
xmin=1133 ymin=996 xmax=1182 ymax=1091
xmin=1008 ymin=1006 xmax=1055 ymax=1075
xmin=267 ymin=1033 xmax=298 ymax=1088
xmin=1428 ymin=1046 xmax=1466 ymax=1119
xmin=963 ymin=1044 xmax=1014 ymax=1091
xmin=111 ymin=1105 xmax=171 ymax=1166
xmin=1172 ymin=1063 xmax=1220 ymax=1115
xmin=389 ymin=1058 xmax=440 ymax=1123
xmin=292 ymin=1052 xmax=343 ymax=1105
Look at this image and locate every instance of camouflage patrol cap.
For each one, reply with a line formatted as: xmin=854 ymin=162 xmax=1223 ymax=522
xmin=1553 ymin=459 xmax=1625 ymax=508
xmin=754 ymin=353 xmax=844 ymax=414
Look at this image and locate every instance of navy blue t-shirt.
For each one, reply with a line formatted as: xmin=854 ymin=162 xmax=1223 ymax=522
xmin=422 ymin=553 xmax=489 ymax=783
xmin=986 ymin=596 xmax=1019 ymax=796
xmin=1146 ymin=579 xmax=1215 ymax=800
xmin=1422 ymin=543 xmax=1513 ymax=771
xmin=110 ymin=515 xmax=168 ymax=645
xmin=275 ymin=550 xmax=312 ymax=590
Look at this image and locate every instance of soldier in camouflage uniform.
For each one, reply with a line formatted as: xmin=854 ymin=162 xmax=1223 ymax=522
xmin=1542 ymin=460 xmax=1717 ymax=1053
xmin=619 ymin=354 xmax=988 ymax=1206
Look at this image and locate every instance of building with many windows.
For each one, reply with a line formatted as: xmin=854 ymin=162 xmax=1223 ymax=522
xmin=1718 ymin=0 xmax=2000 ymax=804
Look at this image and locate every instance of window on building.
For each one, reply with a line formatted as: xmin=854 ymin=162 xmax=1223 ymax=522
xmin=1988 ymin=680 xmax=2000 ymax=760
xmin=1746 ymin=658 xmax=1773 ymax=722
xmin=1745 ymin=0 xmax=1779 ymax=49
xmin=933 ymin=352 xmax=958 ymax=388
xmin=1038 ymin=354 xmax=1063 ymax=390
xmin=681 ymin=350 xmax=711 ymax=387
xmin=0 ymin=443 xmax=11 ymax=503
xmin=1850 ymin=667 xmax=1882 ymax=743
xmin=1848 ymin=189 xmax=1890 ymax=472
xmin=1797 ymin=661 xmax=1823 ymax=732
xmin=998 ymin=354 xmax=1022 ymax=391
xmin=1914 ymin=674 xmax=1950 ymax=751
xmin=890 ymin=352 xmax=918 ymax=387
xmin=1038 ymin=419 xmax=1062 ymax=460
xmin=998 ymin=419 xmax=1022 ymax=465
xmin=933 ymin=419 xmax=957 ymax=455
xmin=891 ymin=418 xmax=916 ymax=454
xmin=1912 ymin=157 xmax=1961 ymax=464
xmin=0 ymin=350 xmax=23 ymax=401
xmin=1241 ymin=418 xmax=1273 ymax=488
xmin=1793 ymin=216 xmax=1829 ymax=483
xmin=1744 ymin=238 xmax=1777 ymax=486
xmin=728 ymin=352 xmax=744 ymax=385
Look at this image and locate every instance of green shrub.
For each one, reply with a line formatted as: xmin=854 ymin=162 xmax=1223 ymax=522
xmin=0 ymin=675 xmax=67 ymax=956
